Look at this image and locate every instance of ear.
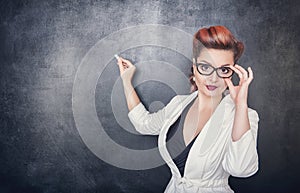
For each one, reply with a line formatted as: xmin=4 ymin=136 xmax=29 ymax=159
xmin=192 ymin=64 xmax=197 ymax=75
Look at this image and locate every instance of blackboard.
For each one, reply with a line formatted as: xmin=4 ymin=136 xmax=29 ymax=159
xmin=0 ymin=0 xmax=299 ymax=192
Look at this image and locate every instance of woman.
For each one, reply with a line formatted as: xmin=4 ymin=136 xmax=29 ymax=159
xmin=116 ymin=25 xmax=260 ymax=193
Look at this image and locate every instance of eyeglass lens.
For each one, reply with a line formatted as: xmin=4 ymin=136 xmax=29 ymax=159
xmin=197 ymin=63 xmax=234 ymax=78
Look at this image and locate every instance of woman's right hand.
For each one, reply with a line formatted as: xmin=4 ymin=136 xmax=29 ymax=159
xmin=117 ymin=57 xmax=136 ymax=83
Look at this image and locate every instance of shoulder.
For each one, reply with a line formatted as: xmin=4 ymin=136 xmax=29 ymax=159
xmin=164 ymin=95 xmax=188 ymax=110
xmin=168 ymin=91 xmax=197 ymax=105
xmin=163 ymin=91 xmax=197 ymax=117
xmin=169 ymin=94 xmax=189 ymax=103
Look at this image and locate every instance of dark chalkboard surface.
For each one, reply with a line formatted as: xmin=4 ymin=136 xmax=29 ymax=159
xmin=1 ymin=0 xmax=299 ymax=192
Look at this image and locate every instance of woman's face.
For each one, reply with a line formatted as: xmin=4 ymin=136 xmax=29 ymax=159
xmin=193 ymin=48 xmax=234 ymax=98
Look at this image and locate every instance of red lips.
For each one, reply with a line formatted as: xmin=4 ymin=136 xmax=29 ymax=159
xmin=206 ymin=85 xmax=217 ymax=91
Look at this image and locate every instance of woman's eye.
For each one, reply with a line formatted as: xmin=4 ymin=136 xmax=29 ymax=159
xmin=220 ymin=67 xmax=229 ymax=74
xmin=201 ymin=64 xmax=210 ymax=71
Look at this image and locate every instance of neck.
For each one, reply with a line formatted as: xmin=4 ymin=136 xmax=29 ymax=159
xmin=195 ymin=91 xmax=223 ymax=112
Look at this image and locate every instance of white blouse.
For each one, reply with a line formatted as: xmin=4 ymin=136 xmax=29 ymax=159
xmin=128 ymin=91 xmax=260 ymax=193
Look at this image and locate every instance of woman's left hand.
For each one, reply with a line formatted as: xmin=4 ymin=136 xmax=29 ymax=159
xmin=224 ymin=64 xmax=254 ymax=106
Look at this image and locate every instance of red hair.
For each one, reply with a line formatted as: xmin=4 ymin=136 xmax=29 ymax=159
xmin=190 ymin=25 xmax=244 ymax=92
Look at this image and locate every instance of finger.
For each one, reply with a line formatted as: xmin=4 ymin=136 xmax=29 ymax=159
xmin=117 ymin=61 xmax=125 ymax=74
xmin=117 ymin=58 xmax=123 ymax=65
xmin=247 ymin=67 xmax=253 ymax=84
xmin=224 ymin=78 xmax=234 ymax=91
xmin=122 ymin=58 xmax=134 ymax=67
xmin=228 ymin=65 xmax=243 ymax=83
xmin=116 ymin=57 xmax=127 ymax=69
xmin=117 ymin=57 xmax=129 ymax=68
xmin=117 ymin=57 xmax=128 ymax=70
xmin=234 ymin=64 xmax=248 ymax=81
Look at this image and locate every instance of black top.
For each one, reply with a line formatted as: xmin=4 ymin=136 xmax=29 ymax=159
xmin=166 ymin=97 xmax=199 ymax=177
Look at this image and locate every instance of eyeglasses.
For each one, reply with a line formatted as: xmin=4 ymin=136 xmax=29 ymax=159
xmin=195 ymin=62 xmax=235 ymax=78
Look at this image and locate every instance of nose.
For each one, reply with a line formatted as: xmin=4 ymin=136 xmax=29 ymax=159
xmin=208 ymin=70 xmax=218 ymax=82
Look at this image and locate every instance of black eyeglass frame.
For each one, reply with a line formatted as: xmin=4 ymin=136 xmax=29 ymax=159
xmin=194 ymin=62 xmax=236 ymax=78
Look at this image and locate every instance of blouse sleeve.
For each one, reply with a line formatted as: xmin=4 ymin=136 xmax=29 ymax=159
xmin=222 ymin=108 xmax=260 ymax=177
xmin=127 ymin=96 xmax=179 ymax=135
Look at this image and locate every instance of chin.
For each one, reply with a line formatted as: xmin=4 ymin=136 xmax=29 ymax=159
xmin=206 ymin=92 xmax=222 ymax=98
xmin=201 ymin=87 xmax=224 ymax=98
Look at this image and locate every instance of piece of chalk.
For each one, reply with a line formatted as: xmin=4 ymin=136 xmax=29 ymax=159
xmin=114 ymin=54 xmax=120 ymax=60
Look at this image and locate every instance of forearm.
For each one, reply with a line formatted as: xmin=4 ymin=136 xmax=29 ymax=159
xmin=232 ymin=104 xmax=250 ymax=142
xmin=122 ymin=80 xmax=141 ymax=111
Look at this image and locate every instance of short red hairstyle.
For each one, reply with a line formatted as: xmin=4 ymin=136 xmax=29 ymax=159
xmin=190 ymin=25 xmax=244 ymax=92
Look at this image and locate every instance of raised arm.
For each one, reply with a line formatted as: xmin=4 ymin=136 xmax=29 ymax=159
xmin=222 ymin=64 xmax=260 ymax=177
xmin=116 ymin=56 xmax=177 ymax=135
xmin=117 ymin=56 xmax=140 ymax=111
xmin=222 ymin=108 xmax=260 ymax=177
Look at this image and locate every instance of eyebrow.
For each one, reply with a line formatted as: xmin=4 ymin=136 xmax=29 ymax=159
xmin=198 ymin=60 xmax=231 ymax=67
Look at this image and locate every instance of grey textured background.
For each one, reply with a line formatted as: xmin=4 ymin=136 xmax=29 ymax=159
xmin=1 ymin=0 xmax=299 ymax=192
